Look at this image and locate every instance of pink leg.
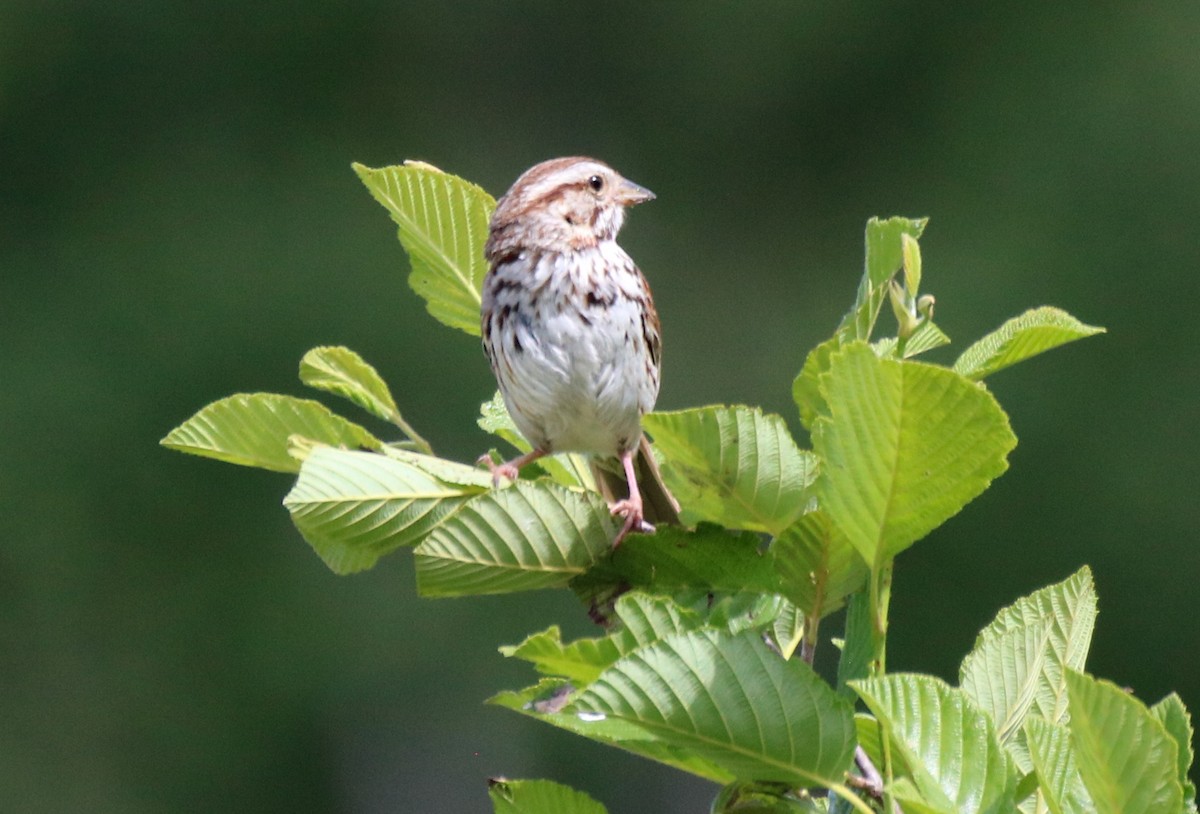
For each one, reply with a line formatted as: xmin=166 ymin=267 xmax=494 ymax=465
xmin=477 ymin=448 xmax=547 ymax=487
xmin=610 ymin=449 xmax=649 ymax=546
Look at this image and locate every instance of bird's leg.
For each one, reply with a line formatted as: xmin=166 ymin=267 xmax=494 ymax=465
xmin=477 ymin=448 xmax=547 ymax=487
xmin=610 ymin=449 xmax=652 ymax=546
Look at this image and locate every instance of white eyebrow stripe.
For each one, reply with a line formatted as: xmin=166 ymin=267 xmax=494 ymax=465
xmin=522 ymin=161 xmax=610 ymax=200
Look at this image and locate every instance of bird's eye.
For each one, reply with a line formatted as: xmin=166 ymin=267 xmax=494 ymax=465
xmin=588 ymin=175 xmax=605 ymax=192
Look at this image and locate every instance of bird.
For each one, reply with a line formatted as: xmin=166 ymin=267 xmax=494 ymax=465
xmin=479 ymin=156 xmax=678 ymax=544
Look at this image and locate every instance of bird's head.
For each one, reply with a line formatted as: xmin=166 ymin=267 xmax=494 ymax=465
xmin=487 ymin=157 xmax=654 ymax=256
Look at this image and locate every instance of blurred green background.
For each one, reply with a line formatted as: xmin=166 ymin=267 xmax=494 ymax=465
xmin=3 ymin=2 xmax=1197 ymax=811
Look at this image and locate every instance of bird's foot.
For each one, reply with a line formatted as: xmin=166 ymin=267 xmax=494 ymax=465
xmin=476 ymin=453 xmax=520 ymax=487
xmin=610 ymin=497 xmax=652 ymax=547
xmin=477 ymin=449 xmax=547 ymax=488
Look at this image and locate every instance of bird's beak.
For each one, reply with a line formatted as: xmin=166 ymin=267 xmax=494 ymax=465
xmin=615 ymin=178 xmax=655 ymax=206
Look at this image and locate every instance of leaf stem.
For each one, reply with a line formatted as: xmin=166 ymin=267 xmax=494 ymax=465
xmin=868 ymin=560 xmax=892 ymax=675
xmin=391 ymin=412 xmax=434 ymax=455
xmin=800 ymin=616 xmax=818 ymax=666
xmin=869 ymin=559 xmax=897 ymax=814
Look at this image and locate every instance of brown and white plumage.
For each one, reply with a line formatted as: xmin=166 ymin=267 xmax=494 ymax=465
xmin=480 ymin=157 xmax=673 ymax=543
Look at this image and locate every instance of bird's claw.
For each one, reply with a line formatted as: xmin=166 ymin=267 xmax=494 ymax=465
xmin=610 ymin=498 xmax=651 ymax=547
xmin=477 ymin=454 xmax=519 ymax=487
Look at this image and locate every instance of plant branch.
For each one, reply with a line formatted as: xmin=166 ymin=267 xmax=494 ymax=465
xmin=848 ymin=746 xmax=904 ymax=814
xmin=851 ymin=746 xmax=884 ymax=795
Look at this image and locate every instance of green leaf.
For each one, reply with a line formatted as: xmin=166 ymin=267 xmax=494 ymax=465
xmin=1024 ymin=715 xmax=1094 ymax=814
xmin=965 ymin=567 xmax=1097 ymax=727
xmin=488 ymin=778 xmax=608 ymax=814
xmin=299 ymin=346 xmax=435 ymax=454
xmin=1152 ymin=693 xmax=1198 ymax=810
xmin=500 ymin=592 xmax=705 ymax=684
xmin=953 ymin=307 xmax=1105 ymax=381
xmin=478 ymin=389 xmax=523 ymax=447
xmin=902 ymin=319 xmax=950 ymax=357
xmin=769 ymin=598 xmax=807 ymax=661
xmin=836 ymin=216 xmax=928 ymax=343
xmin=772 ymin=509 xmax=868 ymax=622
xmin=500 ymin=627 xmax=601 ymax=683
xmin=901 ymin=232 xmax=922 ymax=296
xmin=353 ymin=161 xmax=495 ymax=336
xmin=813 ymin=342 xmax=1016 ymax=567
xmin=796 ymin=219 xmax=929 ymax=434
xmin=572 ymin=524 xmax=782 ymax=604
xmin=299 ymin=345 xmax=399 ymax=423
xmin=852 ymin=674 xmax=1019 ymax=814
xmin=793 ymin=336 xmax=840 ymax=431
xmin=572 ymin=628 xmax=857 ymax=788
xmin=413 ymin=481 xmax=616 ymax=597
xmin=960 ymin=620 xmax=1050 ymax=746
xmin=700 ymin=592 xmax=786 ymax=637
xmin=161 ymin=393 xmax=381 ymax=473
xmin=607 ymin=592 xmax=709 ymax=642
xmin=283 ymin=447 xmax=480 ymax=573
xmin=874 ymin=319 xmax=952 ymax=359
xmin=378 ymin=447 xmax=494 ymax=488
xmin=643 ymin=406 xmax=818 ymax=535
xmin=1065 ymin=669 xmax=1183 ymax=814
xmin=489 ymin=679 xmax=735 ymax=784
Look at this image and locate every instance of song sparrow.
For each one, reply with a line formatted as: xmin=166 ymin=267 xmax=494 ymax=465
xmin=480 ymin=157 xmax=677 ymax=544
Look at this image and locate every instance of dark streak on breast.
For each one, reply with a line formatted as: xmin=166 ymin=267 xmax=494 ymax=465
xmin=586 ymin=290 xmax=615 ymax=308
xmin=490 ymin=247 xmax=523 ymax=268
xmin=489 ymin=275 xmax=522 ymax=295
